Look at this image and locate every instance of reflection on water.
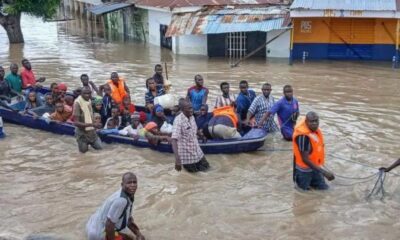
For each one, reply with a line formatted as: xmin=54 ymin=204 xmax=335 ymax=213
xmin=1 ymin=14 xmax=400 ymax=240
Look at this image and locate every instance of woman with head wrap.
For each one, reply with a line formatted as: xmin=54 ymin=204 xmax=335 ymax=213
xmin=152 ymin=104 xmax=173 ymax=134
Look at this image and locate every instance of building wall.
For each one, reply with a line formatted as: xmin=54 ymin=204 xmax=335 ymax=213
xmin=292 ymin=18 xmax=398 ymax=60
xmin=147 ymin=9 xmax=172 ymax=48
xmin=175 ymin=35 xmax=208 ymax=55
xmin=266 ymin=29 xmax=291 ymax=58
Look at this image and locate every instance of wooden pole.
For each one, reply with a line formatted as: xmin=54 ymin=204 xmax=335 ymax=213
xmin=289 ymin=20 xmax=294 ymax=65
xmin=396 ymin=19 xmax=399 ymax=68
xmin=164 ymin=62 xmax=168 ymax=80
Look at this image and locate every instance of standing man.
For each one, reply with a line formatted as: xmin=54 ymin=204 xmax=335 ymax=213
xmin=101 ymin=72 xmax=130 ymax=105
xmin=153 ymin=64 xmax=164 ymax=86
xmin=81 ymin=74 xmax=100 ymax=96
xmin=293 ymin=111 xmax=335 ymax=191
xmin=5 ymin=63 xmax=22 ymax=93
xmin=245 ymin=83 xmax=278 ymax=133
xmin=86 ymin=172 xmax=145 ymax=240
xmin=258 ymin=85 xmax=299 ymax=141
xmin=236 ymin=80 xmax=256 ymax=121
xmin=214 ymin=82 xmax=236 ymax=109
xmin=72 ymin=87 xmax=102 ymax=153
xmin=172 ymin=99 xmax=210 ymax=173
xmin=186 ymin=74 xmax=209 ymax=114
xmin=20 ymin=58 xmax=46 ymax=89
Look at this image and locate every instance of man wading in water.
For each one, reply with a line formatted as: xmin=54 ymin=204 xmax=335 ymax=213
xmin=86 ymin=172 xmax=145 ymax=240
xmin=172 ymin=99 xmax=210 ymax=172
xmin=73 ymin=87 xmax=102 ymax=153
xmin=293 ymin=111 xmax=335 ymax=190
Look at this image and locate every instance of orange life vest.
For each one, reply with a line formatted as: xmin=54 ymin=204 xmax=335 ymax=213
xmin=212 ymin=106 xmax=238 ymax=128
xmin=292 ymin=119 xmax=325 ymax=169
xmin=107 ymin=79 xmax=127 ymax=104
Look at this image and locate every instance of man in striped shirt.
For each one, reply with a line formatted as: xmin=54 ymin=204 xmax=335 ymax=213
xmin=245 ymin=83 xmax=278 ymax=132
xmin=214 ymin=82 xmax=236 ymax=109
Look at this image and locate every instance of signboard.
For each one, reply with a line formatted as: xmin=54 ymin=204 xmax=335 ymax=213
xmin=301 ymin=21 xmax=312 ymax=33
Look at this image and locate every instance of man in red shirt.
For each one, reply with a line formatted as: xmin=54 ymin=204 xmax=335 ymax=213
xmin=20 ymin=59 xmax=46 ymax=89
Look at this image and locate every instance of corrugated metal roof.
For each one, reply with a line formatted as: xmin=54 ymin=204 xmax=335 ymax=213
xmin=88 ymin=2 xmax=134 ymax=15
xmin=134 ymin=0 xmax=289 ymax=9
xmin=166 ymin=6 xmax=290 ymax=36
xmin=290 ymin=0 xmax=397 ymax=11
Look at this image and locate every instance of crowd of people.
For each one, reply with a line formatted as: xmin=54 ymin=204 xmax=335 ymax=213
xmin=12 ymin=59 xmax=400 ymax=240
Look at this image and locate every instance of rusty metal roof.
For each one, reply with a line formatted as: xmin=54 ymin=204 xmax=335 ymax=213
xmin=290 ymin=0 xmax=397 ymax=11
xmin=165 ymin=6 xmax=290 ymax=36
xmin=134 ymin=0 xmax=289 ymax=9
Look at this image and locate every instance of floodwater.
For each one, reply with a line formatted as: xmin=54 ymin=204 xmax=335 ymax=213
xmin=1 ymin=13 xmax=400 ymax=240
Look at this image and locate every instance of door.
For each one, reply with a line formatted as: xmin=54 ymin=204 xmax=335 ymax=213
xmin=327 ymin=19 xmax=374 ymax=60
xmin=160 ymin=24 xmax=172 ymax=50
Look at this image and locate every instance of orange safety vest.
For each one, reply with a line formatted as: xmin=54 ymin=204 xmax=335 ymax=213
xmin=292 ymin=119 xmax=325 ymax=169
xmin=212 ymin=106 xmax=238 ymax=128
xmin=107 ymin=79 xmax=127 ymax=104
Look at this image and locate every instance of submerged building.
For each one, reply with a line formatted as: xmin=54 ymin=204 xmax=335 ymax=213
xmin=64 ymin=0 xmax=292 ymax=59
xmin=290 ymin=0 xmax=400 ymax=61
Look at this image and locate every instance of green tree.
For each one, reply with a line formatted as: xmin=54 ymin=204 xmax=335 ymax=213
xmin=0 ymin=0 xmax=60 ymax=43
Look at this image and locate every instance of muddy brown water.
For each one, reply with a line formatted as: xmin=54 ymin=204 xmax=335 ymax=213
xmin=0 ymin=14 xmax=400 ymax=240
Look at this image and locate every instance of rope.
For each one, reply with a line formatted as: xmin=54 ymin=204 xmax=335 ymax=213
xmin=366 ymin=169 xmax=387 ymax=200
xmin=333 ymin=175 xmax=379 ymax=187
xmin=328 ymin=153 xmax=400 ymax=177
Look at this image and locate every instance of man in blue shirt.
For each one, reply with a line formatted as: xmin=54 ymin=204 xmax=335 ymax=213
xmin=258 ymin=85 xmax=299 ymax=141
xmin=236 ymin=80 xmax=256 ymax=121
xmin=186 ymin=74 xmax=208 ymax=114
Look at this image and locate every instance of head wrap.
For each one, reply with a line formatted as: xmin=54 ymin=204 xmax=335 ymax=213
xmin=145 ymin=121 xmax=157 ymax=131
xmin=131 ymin=112 xmax=140 ymax=120
xmin=93 ymin=96 xmax=103 ymax=105
xmin=57 ymin=83 xmax=67 ymax=91
xmin=155 ymin=104 xmax=164 ymax=113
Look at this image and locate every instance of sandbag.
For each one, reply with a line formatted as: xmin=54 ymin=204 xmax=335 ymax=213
xmin=160 ymin=121 xmax=173 ymax=134
xmin=154 ymin=94 xmax=176 ymax=109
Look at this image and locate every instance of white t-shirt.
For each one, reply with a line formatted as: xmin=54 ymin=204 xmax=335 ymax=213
xmin=119 ymin=124 xmax=143 ymax=136
xmin=86 ymin=189 xmax=133 ymax=240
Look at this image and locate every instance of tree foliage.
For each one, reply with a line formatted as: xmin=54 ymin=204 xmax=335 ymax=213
xmin=1 ymin=0 xmax=61 ymax=19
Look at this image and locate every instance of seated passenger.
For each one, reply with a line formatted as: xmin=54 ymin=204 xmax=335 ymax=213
xmin=24 ymin=91 xmax=43 ymax=110
xmin=142 ymin=121 xmax=170 ymax=145
xmin=195 ymin=104 xmax=211 ymax=130
xmin=145 ymin=78 xmax=164 ymax=113
xmin=93 ymin=113 xmax=103 ymax=130
xmin=120 ymin=95 xmax=135 ymax=127
xmin=208 ymin=106 xmax=241 ymax=139
xmin=64 ymin=95 xmax=74 ymax=109
xmin=29 ymin=94 xmax=55 ymax=117
xmin=104 ymin=107 xmax=122 ymax=130
xmin=55 ymin=82 xmax=68 ymax=102
xmin=152 ymin=104 xmax=172 ymax=134
xmin=0 ymin=65 xmax=24 ymax=104
xmin=119 ymin=112 xmax=143 ymax=138
xmin=101 ymin=84 xmax=113 ymax=125
xmin=196 ymin=104 xmax=212 ymax=140
xmin=72 ymin=87 xmax=82 ymax=99
xmin=49 ymin=101 xmax=72 ymax=123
